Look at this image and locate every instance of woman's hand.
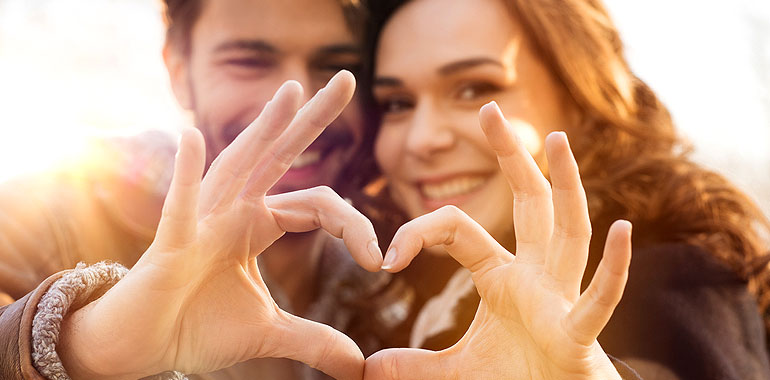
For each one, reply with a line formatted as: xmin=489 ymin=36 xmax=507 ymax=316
xmin=365 ymin=101 xmax=632 ymax=380
xmin=58 ymin=71 xmax=383 ymax=380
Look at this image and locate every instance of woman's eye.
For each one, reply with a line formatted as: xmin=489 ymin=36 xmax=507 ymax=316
xmin=456 ymin=82 xmax=501 ymax=101
xmin=318 ymin=62 xmax=363 ymax=75
xmin=378 ymin=97 xmax=414 ymax=115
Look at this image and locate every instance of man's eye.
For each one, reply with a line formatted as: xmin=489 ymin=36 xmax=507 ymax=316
xmin=456 ymin=82 xmax=501 ymax=101
xmin=224 ymin=58 xmax=274 ymax=69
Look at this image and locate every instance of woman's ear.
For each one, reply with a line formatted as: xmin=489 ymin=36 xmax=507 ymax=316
xmin=163 ymin=44 xmax=193 ymax=110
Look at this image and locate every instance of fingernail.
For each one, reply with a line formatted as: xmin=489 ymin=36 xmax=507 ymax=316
xmin=482 ymin=100 xmax=501 ymax=115
xmin=622 ymin=220 xmax=633 ymax=235
xmin=555 ymin=131 xmax=569 ymax=147
xmin=380 ymin=247 xmax=398 ymax=271
xmin=368 ymin=240 xmax=383 ymax=264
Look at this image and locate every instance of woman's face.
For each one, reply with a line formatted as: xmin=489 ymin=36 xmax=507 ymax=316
xmin=373 ymin=0 xmax=580 ymax=250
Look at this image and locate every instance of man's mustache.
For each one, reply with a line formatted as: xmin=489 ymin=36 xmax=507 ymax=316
xmin=222 ymin=120 xmax=355 ymax=150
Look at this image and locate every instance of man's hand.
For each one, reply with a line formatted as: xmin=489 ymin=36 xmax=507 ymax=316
xmin=58 ymin=71 xmax=382 ymax=380
xmin=364 ymin=101 xmax=632 ymax=380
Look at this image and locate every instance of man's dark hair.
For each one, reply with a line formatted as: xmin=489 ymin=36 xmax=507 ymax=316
xmin=161 ymin=0 xmax=366 ymax=56
xmin=162 ymin=0 xmax=202 ymax=56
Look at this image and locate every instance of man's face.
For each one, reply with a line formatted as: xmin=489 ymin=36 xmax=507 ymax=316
xmin=168 ymin=0 xmax=363 ymax=194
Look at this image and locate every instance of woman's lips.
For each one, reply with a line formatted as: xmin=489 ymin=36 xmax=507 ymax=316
xmin=416 ymin=173 xmax=491 ymax=211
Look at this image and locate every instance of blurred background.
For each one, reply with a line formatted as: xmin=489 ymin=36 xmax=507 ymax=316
xmin=0 ymin=0 xmax=768 ymax=214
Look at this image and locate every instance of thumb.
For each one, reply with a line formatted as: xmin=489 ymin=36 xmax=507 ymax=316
xmin=155 ymin=127 xmax=205 ymax=249
xmin=364 ymin=348 xmax=450 ymax=380
xmin=264 ymin=311 xmax=364 ymax=380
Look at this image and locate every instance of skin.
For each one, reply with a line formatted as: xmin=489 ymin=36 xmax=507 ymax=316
xmin=58 ymin=72 xmax=382 ymax=380
xmin=373 ymin=0 xmax=581 ymax=253
xmin=367 ymin=0 xmax=630 ymax=378
xmin=368 ymin=103 xmax=631 ymax=379
xmin=58 ymin=0 xmax=372 ymax=377
xmin=162 ymin=0 xmax=365 ymax=313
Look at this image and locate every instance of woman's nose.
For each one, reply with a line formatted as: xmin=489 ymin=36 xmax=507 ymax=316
xmin=405 ymin=101 xmax=456 ymax=160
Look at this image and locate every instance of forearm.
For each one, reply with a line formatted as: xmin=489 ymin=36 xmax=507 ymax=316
xmin=34 ymin=262 xmax=188 ymax=380
xmin=0 ymin=263 xmax=186 ymax=380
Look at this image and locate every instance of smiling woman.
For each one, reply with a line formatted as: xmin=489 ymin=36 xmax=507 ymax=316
xmin=349 ymin=0 xmax=770 ymax=379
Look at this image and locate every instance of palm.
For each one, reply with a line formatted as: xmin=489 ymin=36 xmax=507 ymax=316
xmin=365 ymin=102 xmax=632 ymax=380
xmin=63 ymin=72 xmax=382 ymax=380
xmin=462 ymin=263 xmax=607 ymax=379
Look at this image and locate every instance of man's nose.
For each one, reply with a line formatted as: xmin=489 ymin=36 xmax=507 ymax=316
xmin=405 ymin=100 xmax=456 ymax=160
xmin=282 ymin=63 xmax=315 ymax=104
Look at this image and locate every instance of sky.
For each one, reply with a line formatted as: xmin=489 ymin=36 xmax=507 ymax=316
xmin=0 ymin=0 xmax=768 ymax=213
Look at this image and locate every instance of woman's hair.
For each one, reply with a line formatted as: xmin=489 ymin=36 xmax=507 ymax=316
xmin=361 ymin=0 xmax=770 ymax=335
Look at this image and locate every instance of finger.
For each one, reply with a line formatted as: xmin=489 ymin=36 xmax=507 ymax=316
xmin=543 ymin=132 xmax=592 ymax=296
xmin=264 ymin=186 xmax=383 ymax=271
xmin=565 ymin=220 xmax=632 ymax=346
xmin=266 ymin=311 xmax=364 ymax=380
xmin=154 ymin=127 xmax=205 ymax=249
xmin=364 ymin=348 xmax=451 ymax=380
xmin=200 ymin=80 xmax=303 ymax=208
xmin=383 ymin=205 xmax=512 ymax=283
xmin=242 ymin=70 xmax=356 ymax=198
xmin=479 ymin=101 xmax=553 ymax=263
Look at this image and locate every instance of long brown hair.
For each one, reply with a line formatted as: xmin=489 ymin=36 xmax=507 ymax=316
xmin=362 ymin=0 xmax=770 ymax=335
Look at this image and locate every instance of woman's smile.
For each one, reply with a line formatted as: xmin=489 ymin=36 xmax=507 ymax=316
xmin=415 ymin=172 xmax=493 ymax=210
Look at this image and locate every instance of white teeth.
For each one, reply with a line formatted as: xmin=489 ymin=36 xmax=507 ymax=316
xmin=291 ymin=150 xmax=322 ymax=169
xmin=421 ymin=176 xmax=486 ymax=200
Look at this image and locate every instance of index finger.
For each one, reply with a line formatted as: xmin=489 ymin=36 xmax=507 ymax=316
xmin=200 ymin=80 xmax=304 ymax=209
xmin=382 ymin=206 xmax=513 ymax=283
xmin=242 ymin=70 xmax=356 ymax=198
xmin=479 ymin=102 xmax=554 ymax=263
xmin=264 ymin=186 xmax=383 ymax=271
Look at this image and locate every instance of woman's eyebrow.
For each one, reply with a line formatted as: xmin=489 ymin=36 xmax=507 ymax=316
xmin=314 ymin=43 xmax=360 ymax=57
xmin=373 ymin=76 xmax=403 ymax=88
xmin=374 ymin=57 xmax=503 ymax=89
xmin=437 ymin=57 xmax=503 ymax=76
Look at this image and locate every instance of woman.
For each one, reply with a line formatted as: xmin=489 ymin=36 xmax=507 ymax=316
xmin=341 ymin=0 xmax=770 ymax=379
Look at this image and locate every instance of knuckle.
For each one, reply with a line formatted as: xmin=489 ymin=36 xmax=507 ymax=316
xmin=588 ymin=287 xmax=616 ymax=308
xmin=311 ymin=325 xmax=338 ymax=369
xmin=379 ymin=353 xmax=402 ymax=380
xmin=270 ymin=149 xmax=294 ymax=167
xmin=553 ymin=226 xmax=592 ymax=241
xmin=438 ymin=204 xmax=464 ymax=220
xmin=311 ymin=185 xmax=337 ymax=198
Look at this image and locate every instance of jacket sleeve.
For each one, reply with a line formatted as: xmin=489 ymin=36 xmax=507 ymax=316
xmin=610 ymin=356 xmax=644 ymax=380
xmin=0 ymin=133 xmax=171 ymax=301
xmin=0 ymin=273 xmax=65 ymax=380
xmin=599 ymin=243 xmax=770 ymax=380
xmin=0 ymin=134 xmax=173 ymax=380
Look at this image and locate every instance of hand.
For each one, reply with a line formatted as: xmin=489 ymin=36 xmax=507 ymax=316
xmin=59 ymin=71 xmax=383 ymax=380
xmin=365 ymin=102 xmax=632 ymax=380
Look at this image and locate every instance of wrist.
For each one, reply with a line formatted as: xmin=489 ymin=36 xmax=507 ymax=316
xmin=58 ymin=304 xmax=120 ymax=380
xmin=31 ymin=262 xmax=130 ymax=380
xmin=58 ymin=308 xmax=98 ymax=379
xmin=593 ymin=354 xmax=624 ymax=380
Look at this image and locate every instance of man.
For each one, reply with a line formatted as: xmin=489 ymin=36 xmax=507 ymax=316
xmin=0 ymin=0 xmax=375 ymax=378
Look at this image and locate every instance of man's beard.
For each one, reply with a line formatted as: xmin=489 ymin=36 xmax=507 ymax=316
xmin=195 ymin=117 xmax=357 ymax=188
